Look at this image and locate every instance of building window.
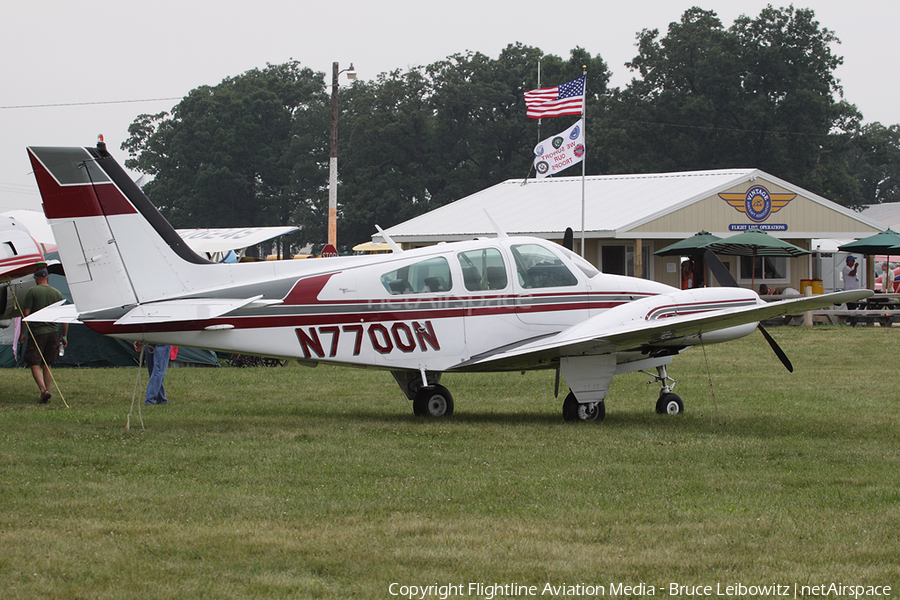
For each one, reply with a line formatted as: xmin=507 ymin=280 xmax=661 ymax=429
xmin=601 ymin=244 xmax=651 ymax=278
xmin=738 ymin=255 xmax=788 ymax=284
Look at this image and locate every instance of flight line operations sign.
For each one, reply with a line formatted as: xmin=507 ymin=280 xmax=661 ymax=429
xmin=719 ymin=185 xmax=796 ymax=231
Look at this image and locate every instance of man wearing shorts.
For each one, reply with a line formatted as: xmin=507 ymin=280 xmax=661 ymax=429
xmin=19 ymin=269 xmax=68 ymax=403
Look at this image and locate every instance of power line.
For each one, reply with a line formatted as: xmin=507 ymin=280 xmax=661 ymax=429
xmin=0 ymin=97 xmax=181 ymax=110
xmin=597 ymin=115 xmax=832 ymax=137
xmin=0 ymin=183 xmax=38 ymax=195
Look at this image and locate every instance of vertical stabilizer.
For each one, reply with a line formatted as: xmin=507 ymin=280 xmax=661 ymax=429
xmin=27 ymin=143 xmax=210 ymax=313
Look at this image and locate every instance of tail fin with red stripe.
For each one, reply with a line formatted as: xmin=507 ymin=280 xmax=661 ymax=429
xmin=27 ymin=141 xmax=212 ymax=314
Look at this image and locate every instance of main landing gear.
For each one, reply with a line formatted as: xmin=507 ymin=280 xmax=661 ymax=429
xmin=413 ymin=385 xmax=454 ymax=417
xmin=562 ymin=364 xmax=685 ymax=422
xmin=392 ymin=371 xmax=454 ymax=418
xmin=562 ymin=391 xmax=605 ymax=422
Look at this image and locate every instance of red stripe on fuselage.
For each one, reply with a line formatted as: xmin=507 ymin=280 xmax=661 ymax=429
xmin=81 ymin=296 xmax=631 ymax=336
xmin=645 ymin=298 xmax=754 ymax=320
xmin=282 ymin=273 xmax=338 ymax=305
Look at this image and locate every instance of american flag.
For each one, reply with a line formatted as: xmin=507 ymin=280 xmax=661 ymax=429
xmin=524 ymin=75 xmax=585 ymax=119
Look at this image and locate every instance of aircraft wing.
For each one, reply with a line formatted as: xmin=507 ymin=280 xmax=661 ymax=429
xmin=453 ymin=289 xmax=872 ymax=371
xmin=175 ymin=226 xmax=299 ymax=255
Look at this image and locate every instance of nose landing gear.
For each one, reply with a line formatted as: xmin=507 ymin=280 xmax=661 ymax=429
xmin=644 ymin=364 xmax=684 ymax=415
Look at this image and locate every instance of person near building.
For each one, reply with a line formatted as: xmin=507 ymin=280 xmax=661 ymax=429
xmin=680 ymin=259 xmax=694 ymax=290
xmin=881 ymin=262 xmax=897 ymax=293
xmin=133 ymin=342 xmax=175 ymax=405
xmin=19 ymin=268 xmax=68 ymax=403
xmin=842 ymin=256 xmax=860 ymax=291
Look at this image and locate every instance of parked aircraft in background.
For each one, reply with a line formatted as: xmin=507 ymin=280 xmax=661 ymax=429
xmin=2 ymin=211 xmax=298 ymax=321
xmin=0 ymin=214 xmax=55 ymax=321
xmin=25 ymin=141 xmax=871 ymax=420
xmin=1 ymin=215 xmax=47 ymax=282
xmin=176 ymin=226 xmax=299 ymax=262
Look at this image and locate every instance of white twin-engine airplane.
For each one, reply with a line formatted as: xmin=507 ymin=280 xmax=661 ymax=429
xmin=26 ymin=141 xmax=871 ymax=421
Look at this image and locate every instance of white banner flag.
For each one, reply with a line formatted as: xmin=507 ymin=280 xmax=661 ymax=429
xmin=533 ymin=119 xmax=585 ymax=179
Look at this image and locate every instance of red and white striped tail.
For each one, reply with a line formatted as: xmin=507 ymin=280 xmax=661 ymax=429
xmin=27 ymin=144 xmax=211 ymax=314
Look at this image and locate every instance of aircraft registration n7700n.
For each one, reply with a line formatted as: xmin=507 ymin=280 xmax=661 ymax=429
xmin=24 ymin=141 xmax=871 ymax=421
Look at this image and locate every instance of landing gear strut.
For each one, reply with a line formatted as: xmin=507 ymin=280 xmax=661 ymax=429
xmin=643 ymin=364 xmax=684 ymax=415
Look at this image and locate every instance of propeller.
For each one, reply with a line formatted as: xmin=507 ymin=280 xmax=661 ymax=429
xmin=703 ymin=250 xmax=794 ymax=373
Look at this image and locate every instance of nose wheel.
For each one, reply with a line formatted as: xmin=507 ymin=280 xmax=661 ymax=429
xmin=656 ymin=392 xmax=684 ymax=415
xmin=643 ymin=364 xmax=684 ymax=415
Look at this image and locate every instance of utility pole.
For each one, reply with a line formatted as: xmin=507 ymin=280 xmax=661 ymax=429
xmin=328 ymin=62 xmax=356 ymax=248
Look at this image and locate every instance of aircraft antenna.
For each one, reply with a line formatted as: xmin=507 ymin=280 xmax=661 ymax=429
xmin=483 ymin=210 xmax=508 ymax=238
xmin=374 ymin=225 xmax=403 ymax=254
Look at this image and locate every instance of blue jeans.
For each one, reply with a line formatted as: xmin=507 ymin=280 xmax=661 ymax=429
xmin=145 ymin=344 xmax=170 ymax=404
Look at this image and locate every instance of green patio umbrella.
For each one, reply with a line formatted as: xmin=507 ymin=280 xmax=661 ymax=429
xmin=704 ymin=228 xmax=810 ymax=288
xmin=838 ymin=229 xmax=900 ymax=255
xmin=653 ymin=231 xmax=722 ymax=256
xmin=839 ymin=230 xmax=900 ymax=291
xmin=654 ymin=231 xmax=723 ymax=289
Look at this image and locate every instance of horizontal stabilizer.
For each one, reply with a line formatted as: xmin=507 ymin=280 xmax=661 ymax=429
xmin=114 ymin=295 xmax=266 ymax=325
xmin=23 ymin=300 xmax=80 ymax=324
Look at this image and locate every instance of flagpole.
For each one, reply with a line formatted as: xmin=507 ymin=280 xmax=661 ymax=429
xmin=580 ymin=65 xmax=587 ymax=257
xmin=537 ymin=61 xmax=542 ymax=144
xmin=522 ymin=61 xmax=542 ymax=186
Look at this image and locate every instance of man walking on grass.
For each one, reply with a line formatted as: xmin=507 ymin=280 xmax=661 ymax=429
xmin=19 ymin=268 xmax=67 ymax=403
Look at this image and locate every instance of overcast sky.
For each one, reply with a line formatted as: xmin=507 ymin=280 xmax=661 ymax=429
xmin=2 ymin=0 xmax=898 ymax=212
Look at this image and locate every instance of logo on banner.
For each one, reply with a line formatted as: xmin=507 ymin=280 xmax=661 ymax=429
xmin=719 ymin=185 xmax=796 ymax=223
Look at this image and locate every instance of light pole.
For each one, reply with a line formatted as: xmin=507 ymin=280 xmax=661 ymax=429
xmin=328 ymin=61 xmax=356 ymax=249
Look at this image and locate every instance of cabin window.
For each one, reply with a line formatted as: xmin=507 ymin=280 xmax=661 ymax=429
xmin=511 ymin=244 xmax=578 ymax=289
xmin=1 ymin=242 xmax=16 ymax=259
xmin=381 ymin=257 xmax=452 ymax=295
xmin=457 ymin=248 xmax=508 ymax=291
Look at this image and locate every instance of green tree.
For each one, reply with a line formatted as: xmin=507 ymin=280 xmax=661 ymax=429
xmin=845 ymin=122 xmax=900 ymax=206
xmin=122 ymin=62 xmax=328 ymax=235
xmin=337 ymin=44 xmax=609 ymax=246
xmin=600 ymin=6 xmax=855 ymax=203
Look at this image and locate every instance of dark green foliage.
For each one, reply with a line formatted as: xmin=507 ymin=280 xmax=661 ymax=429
xmin=122 ymin=61 xmax=329 ymax=236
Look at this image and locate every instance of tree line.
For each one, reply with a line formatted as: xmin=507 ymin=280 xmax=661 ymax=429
xmin=122 ymin=6 xmax=900 ymax=253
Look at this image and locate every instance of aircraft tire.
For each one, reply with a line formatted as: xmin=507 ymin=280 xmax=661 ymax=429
xmin=563 ymin=391 xmax=604 ymax=422
xmin=562 ymin=391 xmax=578 ymax=421
xmin=413 ymin=385 xmax=454 ymax=417
xmin=656 ymin=393 xmax=684 ymax=415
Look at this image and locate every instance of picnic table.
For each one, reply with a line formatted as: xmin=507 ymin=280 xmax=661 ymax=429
xmin=763 ymin=293 xmax=900 ymax=327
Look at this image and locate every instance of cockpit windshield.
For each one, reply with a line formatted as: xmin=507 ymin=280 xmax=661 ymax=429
xmin=558 ymin=246 xmax=600 ymax=278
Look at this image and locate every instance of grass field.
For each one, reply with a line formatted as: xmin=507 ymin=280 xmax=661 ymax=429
xmin=1 ymin=326 xmax=899 ymax=599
